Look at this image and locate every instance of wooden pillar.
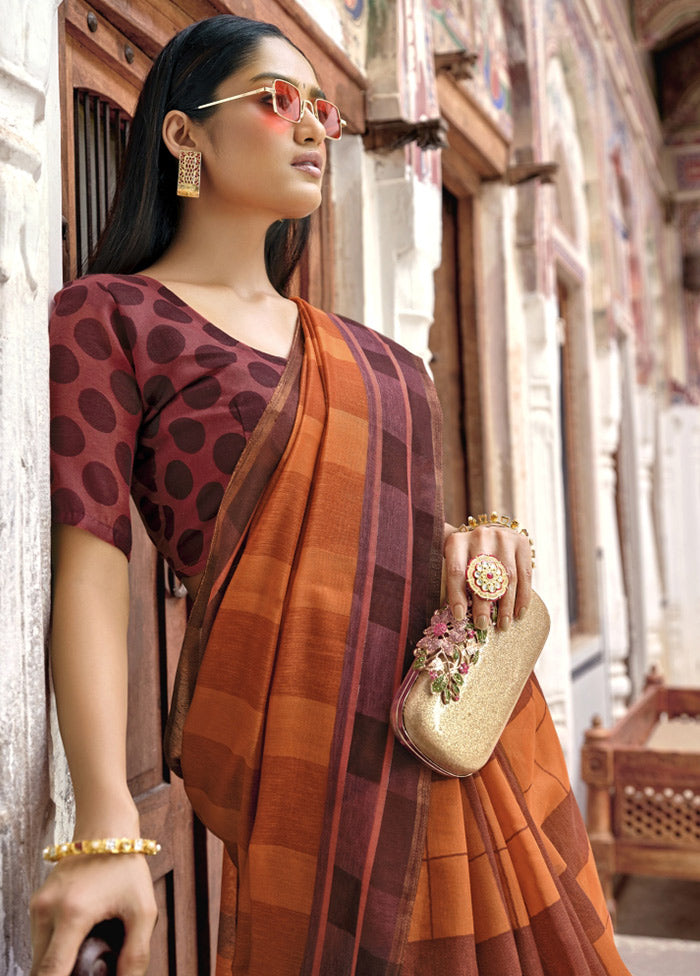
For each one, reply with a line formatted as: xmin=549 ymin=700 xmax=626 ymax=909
xmin=581 ymin=715 xmax=616 ymax=916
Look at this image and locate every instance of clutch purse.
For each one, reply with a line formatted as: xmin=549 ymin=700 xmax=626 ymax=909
xmin=391 ymin=592 xmax=550 ymax=777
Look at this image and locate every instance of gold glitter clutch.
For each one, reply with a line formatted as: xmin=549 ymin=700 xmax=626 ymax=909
xmin=391 ymin=592 xmax=550 ymax=777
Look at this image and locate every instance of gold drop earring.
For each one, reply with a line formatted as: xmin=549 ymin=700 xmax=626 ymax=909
xmin=176 ymin=150 xmax=202 ymax=198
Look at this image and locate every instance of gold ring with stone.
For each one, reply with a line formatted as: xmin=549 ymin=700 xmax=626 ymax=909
xmin=466 ymin=554 xmax=509 ymax=601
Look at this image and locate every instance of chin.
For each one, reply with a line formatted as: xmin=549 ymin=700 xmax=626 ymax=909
xmin=280 ymin=197 xmax=323 ymax=221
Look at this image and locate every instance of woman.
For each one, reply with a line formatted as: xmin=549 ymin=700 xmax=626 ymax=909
xmin=32 ymin=14 xmax=630 ymax=976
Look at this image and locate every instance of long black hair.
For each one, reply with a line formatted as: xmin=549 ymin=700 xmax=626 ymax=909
xmin=88 ymin=14 xmax=310 ymax=295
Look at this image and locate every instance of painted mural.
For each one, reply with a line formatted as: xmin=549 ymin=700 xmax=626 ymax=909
xmin=547 ymin=56 xmax=585 ymax=245
xmin=302 ymin=0 xmax=368 ymax=69
xmin=665 ymin=84 xmax=700 ymax=145
xmin=400 ymin=0 xmax=441 ymax=123
xmin=339 ymin=0 xmax=368 ymax=67
xmin=633 ymin=0 xmax=700 ymax=49
xmin=400 ymin=0 xmax=442 ymax=185
xmin=604 ymin=78 xmax=633 ymax=245
xmin=545 ymin=0 xmax=597 ymax=96
xmin=430 ymin=0 xmax=471 ymax=50
xmin=676 ymin=148 xmax=700 ymax=195
xmin=430 ymin=0 xmax=513 ymax=138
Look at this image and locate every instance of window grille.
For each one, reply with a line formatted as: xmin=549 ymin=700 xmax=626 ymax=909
xmin=73 ymin=90 xmax=130 ymax=273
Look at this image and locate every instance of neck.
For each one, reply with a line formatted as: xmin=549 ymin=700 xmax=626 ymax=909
xmin=152 ymin=198 xmax=280 ymax=297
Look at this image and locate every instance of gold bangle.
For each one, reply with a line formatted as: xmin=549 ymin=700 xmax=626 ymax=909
xmin=42 ymin=838 xmax=161 ymax=863
xmin=457 ymin=512 xmax=536 ymax=568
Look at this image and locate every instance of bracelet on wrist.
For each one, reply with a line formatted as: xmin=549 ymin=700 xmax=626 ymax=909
xmin=457 ymin=512 xmax=536 ymax=568
xmin=42 ymin=837 xmax=161 ymax=863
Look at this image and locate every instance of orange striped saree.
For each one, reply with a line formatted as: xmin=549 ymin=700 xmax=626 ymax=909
xmin=165 ymin=300 xmax=630 ymax=975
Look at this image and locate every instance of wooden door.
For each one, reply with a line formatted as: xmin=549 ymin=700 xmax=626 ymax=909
xmin=430 ymin=187 xmax=483 ymax=523
xmin=60 ymin=5 xmax=206 ymax=971
xmin=59 ymin=2 xmax=358 ymax=971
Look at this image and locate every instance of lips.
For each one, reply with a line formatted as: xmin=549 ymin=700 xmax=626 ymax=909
xmin=292 ymin=152 xmax=323 ymax=178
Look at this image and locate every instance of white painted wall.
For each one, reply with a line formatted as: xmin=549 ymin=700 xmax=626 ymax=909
xmin=332 ymin=137 xmax=442 ymax=360
xmin=0 ymin=1 xmax=64 ymax=972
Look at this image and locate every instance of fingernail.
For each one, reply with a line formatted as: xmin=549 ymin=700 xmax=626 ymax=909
xmin=475 ymin=615 xmax=490 ymax=630
xmin=518 ymin=607 xmax=528 ymax=620
xmin=453 ymin=604 xmax=465 ymax=621
xmin=500 ymin=615 xmax=511 ymax=631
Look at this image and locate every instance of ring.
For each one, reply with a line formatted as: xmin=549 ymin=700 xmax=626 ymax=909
xmin=466 ymin=554 xmax=509 ymax=601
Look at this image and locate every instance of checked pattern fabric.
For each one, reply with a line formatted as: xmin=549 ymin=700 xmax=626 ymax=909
xmin=176 ymin=299 xmax=443 ymax=974
xmin=169 ymin=299 xmax=630 ymax=975
xmin=402 ymin=676 xmax=630 ymax=974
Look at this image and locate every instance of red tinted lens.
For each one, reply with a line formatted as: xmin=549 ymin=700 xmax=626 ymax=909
xmin=315 ymin=99 xmax=342 ymax=138
xmin=272 ymin=80 xmax=302 ymax=121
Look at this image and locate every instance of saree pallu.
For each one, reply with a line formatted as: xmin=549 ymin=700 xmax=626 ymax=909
xmin=165 ymin=300 xmax=630 ymax=975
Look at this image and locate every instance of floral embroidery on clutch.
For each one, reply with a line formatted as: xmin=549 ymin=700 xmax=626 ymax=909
xmin=412 ymin=600 xmax=497 ymax=705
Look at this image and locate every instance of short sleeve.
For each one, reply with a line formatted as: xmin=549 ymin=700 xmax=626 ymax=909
xmin=49 ymin=279 xmax=143 ymax=558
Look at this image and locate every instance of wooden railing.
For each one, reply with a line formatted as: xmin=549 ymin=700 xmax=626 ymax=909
xmin=581 ymin=669 xmax=700 ymax=919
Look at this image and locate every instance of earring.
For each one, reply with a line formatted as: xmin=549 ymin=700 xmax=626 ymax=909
xmin=176 ymin=150 xmax=201 ymax=198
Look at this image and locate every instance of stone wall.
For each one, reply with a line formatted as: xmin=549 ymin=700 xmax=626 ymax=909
xmin=0 ymin=2 xmax=63 ymax=972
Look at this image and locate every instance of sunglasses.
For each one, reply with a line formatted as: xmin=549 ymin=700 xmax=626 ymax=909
xmin=197 ymin=78 xmax=347 ymax=140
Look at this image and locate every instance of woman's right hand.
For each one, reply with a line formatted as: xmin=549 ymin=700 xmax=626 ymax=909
xmin=30 ymin=852 xmax=157 ymax=976
xmin=36 ymin=528 xmax=158 ymax=974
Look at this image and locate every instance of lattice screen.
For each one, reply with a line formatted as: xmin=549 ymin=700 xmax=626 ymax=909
xmin=622 ymin=784 xmax=700 ymax=846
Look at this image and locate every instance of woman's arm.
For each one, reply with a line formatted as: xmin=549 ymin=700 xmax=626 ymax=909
xmin=30 ymin=525 xmax=157 ymax=976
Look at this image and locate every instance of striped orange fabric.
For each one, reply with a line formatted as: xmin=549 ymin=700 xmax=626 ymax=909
xmin=174 ymin=300 xmax=630 ymax=975
xmin=402 ymin=678 xmax=630 ymax=974
xmin=180 ymin=301 xmax=442 ymax=973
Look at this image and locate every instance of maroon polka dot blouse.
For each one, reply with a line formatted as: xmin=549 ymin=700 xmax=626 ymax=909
xmin=49 ymin=274 xmax=286 ymax=577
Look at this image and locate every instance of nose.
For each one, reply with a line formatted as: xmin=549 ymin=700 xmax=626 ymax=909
xmin=298 ymin=100 xmax=327 ymax=142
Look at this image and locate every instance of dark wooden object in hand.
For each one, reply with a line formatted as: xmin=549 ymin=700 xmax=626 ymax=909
xmin=70 ymin=919 xmax=124 ymax=976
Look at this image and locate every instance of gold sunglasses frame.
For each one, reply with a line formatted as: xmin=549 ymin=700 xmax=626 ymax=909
xmin=197 ymin=80 xmax=347 ymax=140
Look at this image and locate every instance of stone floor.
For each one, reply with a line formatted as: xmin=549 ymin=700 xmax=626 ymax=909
xmin=612 ymin=876 xmax=700 ymax=975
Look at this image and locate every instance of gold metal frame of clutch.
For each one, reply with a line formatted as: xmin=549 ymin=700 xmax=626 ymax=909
xmin=391 ymin=592 xmax=550 ymax=777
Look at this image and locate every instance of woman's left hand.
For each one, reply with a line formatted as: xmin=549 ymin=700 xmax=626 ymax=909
xmin=442 ymin=521 xmax=532 ymax=631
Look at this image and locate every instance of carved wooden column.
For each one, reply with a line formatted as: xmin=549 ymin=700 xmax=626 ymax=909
xmin=595 ymin=339 xmax=632 ymax=719
xmin=581 ymin=716 xmax=616 ymax=915
xmin=523 ymin=291 xmax=574 ymax=756
xmin=657 ymin=405 xmax=700 ymax=686
xmin=635 ymin=389 xmax=664 ymax=677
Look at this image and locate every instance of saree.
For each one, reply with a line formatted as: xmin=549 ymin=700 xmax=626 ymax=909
xmin=164 ymin=299 xmax=630 ymax=975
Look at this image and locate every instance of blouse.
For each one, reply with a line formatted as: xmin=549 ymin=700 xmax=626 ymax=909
xmin=49 ymin=273 xmax=286 ymax=577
